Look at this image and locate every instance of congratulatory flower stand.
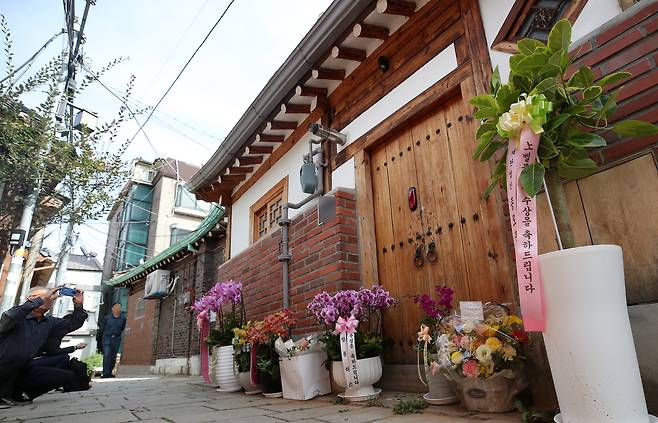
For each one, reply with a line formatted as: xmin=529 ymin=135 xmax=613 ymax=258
xmin=470 ymin=19 xmax=658 ymax=423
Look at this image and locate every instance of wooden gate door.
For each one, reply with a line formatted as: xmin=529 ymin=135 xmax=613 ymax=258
xmin=370 ymin=80 xmax=512 ymax=363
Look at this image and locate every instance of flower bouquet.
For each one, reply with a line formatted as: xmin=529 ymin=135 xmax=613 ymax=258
xmin=242 ymin=310 xmax=297 ymax=395
xmin=232 ymin=321 xmax=262 ymax=394
xmin=307 ymin=286 xmax=396 ymax=401
xmin=413 ymin=286 xmax=457 ymax=405
xmin=275 ymin=335 xmax=331 ymax=400
xmin=436 ymin=304 xmax=528 ymax=412
xmin=191 ymin=280 xmax=245 ymax=391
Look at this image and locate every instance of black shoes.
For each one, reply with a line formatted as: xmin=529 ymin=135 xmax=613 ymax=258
xmin=12 ymin=392 xmax=33 ymax=405
xmin=100 ymin=374 xmax=115 ymax=378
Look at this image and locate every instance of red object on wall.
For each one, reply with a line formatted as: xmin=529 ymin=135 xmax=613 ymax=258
xmin=408 ymin=187 xmax=418 ymax=211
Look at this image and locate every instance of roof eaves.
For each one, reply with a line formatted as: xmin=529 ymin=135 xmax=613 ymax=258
xmin=106 ymin=205 xmax=225 ymax=287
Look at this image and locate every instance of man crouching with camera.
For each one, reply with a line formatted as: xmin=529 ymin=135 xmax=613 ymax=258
xmin=0 ymin=286 xmax=88 ymax=408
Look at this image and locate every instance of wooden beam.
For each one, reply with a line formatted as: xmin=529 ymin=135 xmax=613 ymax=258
xmin=226 ymin=166 xmax=253 ymax=174
xmin=331 ymin=46 xmax=366 ymax=62
xmin=310 ymin=95 xmax=329 ymax=113
xmin=255 ymin=134 xmax=285 ymax=143
xmin=376 ymin=0 xmax=416 ymax=16
xmin=233 ymin=108 xmax=324 ymax=203
xmin=245 ymin=145 xmax=273 ymax=155
xmin=353 ymin=23 xmax=389 ymax=40
xmin=295 ymin=85 xmax=328 ymax=97
xmin=333 ymin=63 xmax=469 ymax=169
xmin=312 ymin=68 xmax=345 ymax=81
xmin=355 ymin=150 xmax=379 ymax=287
xmin=266 ymin=120 xmax=297 ymax=131
xmin=219 ymin=174 xmax=246 ymax=184
xmin=459 ymin=0 xmax=493 ymax=96
xmin=280 ymin=103 xmax=311 ymax=114
xmin=236 ymin=156 xmax=263 ymax=166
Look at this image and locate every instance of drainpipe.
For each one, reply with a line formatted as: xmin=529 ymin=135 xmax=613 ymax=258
xmin=278 ymin=140 xmax=325 ymax=309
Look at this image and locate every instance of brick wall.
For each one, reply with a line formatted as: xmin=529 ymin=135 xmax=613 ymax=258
xmin=122 ymin=279 xmax=158 ymax=366
xmin=218 ymin=189 xmax=360 ymax=334
xmin=154 ymin=236 xmax=224 ymax=360
xmin=573 ymin=2 xmax=658 ymax=164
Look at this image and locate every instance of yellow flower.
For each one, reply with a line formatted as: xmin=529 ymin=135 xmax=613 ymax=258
xmin=451 ymin=351 xmax=464 ymax=365
xmin=485 ymin=325 xmax=499 ymax=337
xmin=485 ymin=337 xmax=502 ymax=351
xmin=475 ymin=344 xmax=494 ymax=363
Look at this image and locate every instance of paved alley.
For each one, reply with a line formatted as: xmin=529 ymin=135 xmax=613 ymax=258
xmin=0 ymin=377 xmax=522 ymax=423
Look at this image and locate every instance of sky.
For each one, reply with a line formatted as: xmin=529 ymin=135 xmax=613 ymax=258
xmin=2 ymin=0 xmax=333 ymax=263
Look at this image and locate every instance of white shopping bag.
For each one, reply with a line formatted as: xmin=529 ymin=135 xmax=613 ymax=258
xmin=280 ymin=351 xmax=331 ymax=400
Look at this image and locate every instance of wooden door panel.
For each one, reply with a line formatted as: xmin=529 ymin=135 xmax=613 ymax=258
xmin=536 ymin=181 xmax=591 ymax=254
xmin=409 ymin=109 xmax=470 ymax=302
xmin=577 ymin=154 xmax=658 ymax=304
xmin=443 ymin=80 xmax=511 ymax=303
xmin=370 ymin=144 xmax=405 ymax=362
xmin=384 ymin=127 xmax=426 ymax=361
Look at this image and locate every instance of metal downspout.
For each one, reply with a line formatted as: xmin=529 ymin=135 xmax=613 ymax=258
xmin=278 ymin=143 xmax=324 ymax=309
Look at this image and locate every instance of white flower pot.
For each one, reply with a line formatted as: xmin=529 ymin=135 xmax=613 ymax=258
xmin=209 ymin=346 xmax=219 ymax=387
xmin=540 ymin=245 xmax=652 ymax=423
xmin=215 ymin=345 xmax=240 ymax=392
xmin=425 ymin=369 xmax=457 ymax=405
xmin=238 ymin=371 xmax=263 ymax=394
xmin=331 ymin=356 xmax=382 ymax=401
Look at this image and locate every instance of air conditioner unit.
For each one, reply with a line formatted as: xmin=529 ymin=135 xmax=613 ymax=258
xmin=145 ymin=269 xmax=170 ymax=299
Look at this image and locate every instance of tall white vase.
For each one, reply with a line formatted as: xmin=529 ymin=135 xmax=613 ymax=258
xmin=215 ymin=345 xmax=240 ymax=392
xmin=539 ymin=245 xmax=650 ymax=423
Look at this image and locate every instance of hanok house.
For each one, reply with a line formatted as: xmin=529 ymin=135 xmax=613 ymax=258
xmin=106 ymin=206 xmax=226 ymax=376
xmin=187 ymin=0 xmax=658 ymax=405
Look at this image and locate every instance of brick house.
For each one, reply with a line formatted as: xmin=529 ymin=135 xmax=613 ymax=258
xmin=107 ymin=206 xmax=226 ymax=375
xmin=185 ymin=0 xmax=656 ymax=406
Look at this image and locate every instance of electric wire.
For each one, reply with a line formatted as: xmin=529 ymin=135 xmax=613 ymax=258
xmin=124 ymin=0 xmax=236 ymax=150
xmin=0 ymin=30 xmax=66 ymax=85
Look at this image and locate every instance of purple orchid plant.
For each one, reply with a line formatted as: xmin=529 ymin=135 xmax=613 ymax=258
xmin=192 ymin=280 xmax=245 ymax=345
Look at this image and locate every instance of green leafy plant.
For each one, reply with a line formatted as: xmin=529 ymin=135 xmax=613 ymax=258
xmin=206 ymin=312 xmax=240 ymax=348
xmin=393 ymin=398 xmax=428 ymax=415
xmin=470 ymin=18 xmax=658 ymax=248
xmin=83 ymin=352 xmax=103 ymax=376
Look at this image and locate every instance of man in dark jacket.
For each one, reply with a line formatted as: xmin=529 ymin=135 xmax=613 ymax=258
xmin=0 ymin=286 xmax=87 ymax=408
xmin=99 ymin=302 xmax=126 ymax=378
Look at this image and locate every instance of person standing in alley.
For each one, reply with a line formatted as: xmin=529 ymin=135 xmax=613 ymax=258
xmin=99 ymin=302 xmax=126 ymax=378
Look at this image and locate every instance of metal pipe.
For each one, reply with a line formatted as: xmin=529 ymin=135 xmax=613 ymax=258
xmin=278 ymin=142 xmax=324 ymax=309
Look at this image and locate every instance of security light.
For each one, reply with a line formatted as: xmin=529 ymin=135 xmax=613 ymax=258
xmin=308 ymin=123 xmax=346 ymax=145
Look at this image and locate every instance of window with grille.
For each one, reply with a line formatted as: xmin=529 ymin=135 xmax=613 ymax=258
xmin=492 ymin=0 xmax=588 ymax=53
xmin=250 ymin=177 xmax=288 ymax=243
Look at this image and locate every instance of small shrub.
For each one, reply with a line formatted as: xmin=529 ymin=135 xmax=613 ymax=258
xmin=393 ymin=398 xmax=428 ymax=415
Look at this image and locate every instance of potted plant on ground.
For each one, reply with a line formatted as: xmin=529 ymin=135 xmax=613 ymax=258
xmin=307 ymin=286 xmax=396 ymax=401
xmin=247 ymin=310 xmax=296 ymax=396
xmin=413 ymin=286 xmax=457 ymax=405
xmin=233 ymin=321 xmax=263 ymax=394
xmin=192 ymin=280 xmax=244 ymax=393
xmin=437 ymin=305 xmax=528 ymax=412
xmin=275 ymin=334 xmax=332 ymax=400
xmin=469 ymin=18 xmax=657 ymax=423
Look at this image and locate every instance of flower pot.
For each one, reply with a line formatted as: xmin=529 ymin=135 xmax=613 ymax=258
xmin=425 ymin=369 xmax=457 ymax=405
xmin=238 ymin=371 xmax=263 ymax=394
xmin=331 ymin=356 xmax=382 ymax=401
xmin=215 ymin=345 xmax=240 ymax=392
xmin=449 ymin=370 xmax=527 ymax=412
xmin=209 ymin=346 xmax=219 ymax=387
xmin=540 ymin=245 xmax=652 ymax=423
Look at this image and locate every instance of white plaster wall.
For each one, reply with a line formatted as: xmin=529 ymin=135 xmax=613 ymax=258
xmin=231 ymin=133 xmax=317 ymax=256
xmin=478 ymin=0 xmax=622 ymax=82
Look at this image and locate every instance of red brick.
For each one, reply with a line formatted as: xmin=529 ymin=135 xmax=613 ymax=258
xmin=603 ymin=134 xmax=658 ymax=162
xmin=580 ymin=28 xmax=644 ymax=68
xmin=596 ymin=2 xmax=658 ymax=45
xmin=603 ymin=32 xmax=658 ymax=73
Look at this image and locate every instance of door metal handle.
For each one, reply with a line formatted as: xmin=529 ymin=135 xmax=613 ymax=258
xmin=414 ymin=245 xmax=424 ymax=268
xmin=427 ymin=241 xmax=438 ymax=263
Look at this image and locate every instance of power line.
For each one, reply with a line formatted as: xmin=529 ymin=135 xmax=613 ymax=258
xmin=0 ymin=29 xmax=65 ymax=85
xmin=125 ymin=0 xmax=236 ymax=150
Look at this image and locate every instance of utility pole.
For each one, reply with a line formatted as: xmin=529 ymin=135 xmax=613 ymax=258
xmin=0 ymin=0 xmax=92 ymax=312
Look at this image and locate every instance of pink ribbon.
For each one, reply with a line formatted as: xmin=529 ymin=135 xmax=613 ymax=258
xmin=197 ymin=310 xmax=212 ymax=384
xmin=506 ymin=125 xmax=546 ymax=332
xmin=250 ymin=344 xmax=259 ymax=386
xmin=333 ymin=315 xmax=359 ymax=335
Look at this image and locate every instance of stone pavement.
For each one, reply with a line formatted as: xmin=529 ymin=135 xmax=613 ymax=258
xmin=0 ymin=376 xmax=522 ymax=422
